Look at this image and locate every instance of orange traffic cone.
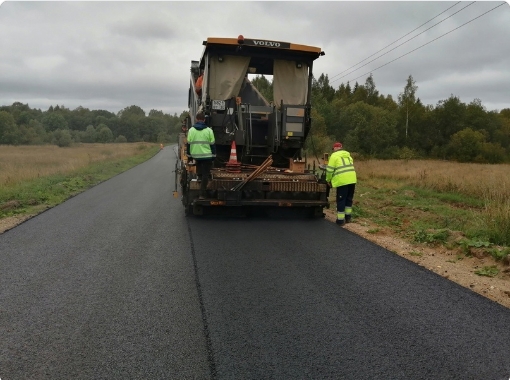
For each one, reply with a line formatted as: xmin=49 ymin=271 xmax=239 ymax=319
xmin=226 ymin=140 xmax=241 ymax=173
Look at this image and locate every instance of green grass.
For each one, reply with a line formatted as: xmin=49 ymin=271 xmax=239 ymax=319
xmin=489 ymin=247 xmax=510 ymax=261
xmin=351 ymin=181 xmax=483 ymax=234
xmin=0 ymin=146 xmax=159 ymax=218
xmin=474 ymin=266 xmax=499 ymax=277
xmin=458 ymin=238 xmax=491 ymax=254
xmin=333 ymin=177 xmax=510 ymax=266
xmin=414 ymin=229 xmax=450 ymax=245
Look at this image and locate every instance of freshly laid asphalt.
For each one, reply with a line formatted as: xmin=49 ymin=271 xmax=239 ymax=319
xmin=1 ymin=146 xmax=510 ymax=380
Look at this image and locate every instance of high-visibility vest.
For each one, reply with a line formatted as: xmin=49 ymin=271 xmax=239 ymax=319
xmin=325 ymin=150 xmax=357 ymax=187
xmin=188 ymin=124 xmax=215 ymax=160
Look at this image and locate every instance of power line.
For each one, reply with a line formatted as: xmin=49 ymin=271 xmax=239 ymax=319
xmin=331 ymin=1 xmax=476 ymax=84
xmin=330 ymin=1 xmax=462 ymax=81
xmin=344 ymin=2 xmax=507 ymax=85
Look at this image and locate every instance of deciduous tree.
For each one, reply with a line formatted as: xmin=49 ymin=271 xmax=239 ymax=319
xmin=42 ymin=112 xmax=68 ymax=132
xmin=304 ymin=108 xmax=333 ymax=158
xmin=448 ymin=127 xmax=485 ymax=162
xmin=433 ymin=95 xmax=467 ymax=146
xmin=83 ymin=125 xmax=97 ymax=143
xmin=251 ymin=75 xmax=273 ymax=102
xmin=341 ymin=101 xmax=398 ymax=156
xmin=52 ymin=129 xmax=72 ymax=147
xmin=398 ymin=75 xmax=418 ymax=143
xmin=0 ymin=111 xmax=21 ymax=144
xmin=364 ymin=74 xmax=379 ymax=106
xmin=97 ymin=124 xmax=113 ymax=143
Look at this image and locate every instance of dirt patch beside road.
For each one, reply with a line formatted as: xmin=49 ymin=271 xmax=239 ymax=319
xmin=0 ymin=214 xmax=35 ymax=234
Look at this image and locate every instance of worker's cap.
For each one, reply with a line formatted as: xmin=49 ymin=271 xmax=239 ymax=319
xmin=333 ymin=142 xmax=343 ymax=150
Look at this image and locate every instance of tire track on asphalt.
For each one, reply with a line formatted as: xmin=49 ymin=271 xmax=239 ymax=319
xmin=187 ymin=217 xmax=217 ymax=380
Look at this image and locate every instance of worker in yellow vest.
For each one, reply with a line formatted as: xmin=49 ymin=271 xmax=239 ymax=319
xmin=326 ymin=142 xmax=357 ymax=226
xmin=186 ymin=112 xmax=216 ymax=199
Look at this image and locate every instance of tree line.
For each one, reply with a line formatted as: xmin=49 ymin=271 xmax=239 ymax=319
xmin=252 ymin=73 xmax=510 ymax=163
xmin=0 ymin=103 xmax=186 ymax=147
xmin=2 ymin=72 xmax=510 ymax=163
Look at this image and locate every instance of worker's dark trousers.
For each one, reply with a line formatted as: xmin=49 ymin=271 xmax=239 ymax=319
xmin=196 ymin=159 xmax=212 ymax=197
xmin=335 ymin=183 xmax=356 ymax=221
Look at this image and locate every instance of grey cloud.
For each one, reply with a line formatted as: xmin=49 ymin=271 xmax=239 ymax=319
xmin=1 ymin=1 xmax=509 ymax=114
xmin=110 ymin=18 xmax=176 ymax=41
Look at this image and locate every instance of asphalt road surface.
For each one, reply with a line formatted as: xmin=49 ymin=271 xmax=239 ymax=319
xmin=1 ymin=147 xmax=510 ymax=380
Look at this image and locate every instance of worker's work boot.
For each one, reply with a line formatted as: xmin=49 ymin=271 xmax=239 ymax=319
xmin=336 ymin=219 xmax=346 ymax=226
xmin=345 ymin=215 xmax=352 ymax=223
xmin=200 ymin=177 xmax=209 ymax=200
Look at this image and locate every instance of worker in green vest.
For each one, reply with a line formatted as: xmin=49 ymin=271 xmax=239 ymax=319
xmin=326 ymin=142 xmax=357 ymax=226
xmin=186 ymin=112 xmax=216 ymax=199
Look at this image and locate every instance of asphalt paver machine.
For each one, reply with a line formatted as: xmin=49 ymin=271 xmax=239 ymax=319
xmin=175 ymin=35 xmax=328 ymax=216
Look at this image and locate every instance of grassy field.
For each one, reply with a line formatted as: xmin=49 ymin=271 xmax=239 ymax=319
xmin=0 ymin=143 xmax=160 ymax=186
xmin=337 ymin=159 xmax=510 ymax=261
xmin=0 ymin=143 xmax=160 ymax=218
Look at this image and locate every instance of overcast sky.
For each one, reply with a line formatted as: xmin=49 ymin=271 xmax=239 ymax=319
xmin=1 ymin=1 xmax=509 ymax=116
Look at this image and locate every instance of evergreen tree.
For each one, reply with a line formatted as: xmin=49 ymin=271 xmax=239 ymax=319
xmin=312 ymin=74 xmax=335 ymax=102
xmin=351 ymin=83 xmax=368 ymax=104
xmin=345 ymin=82 xmax=352 ymax=97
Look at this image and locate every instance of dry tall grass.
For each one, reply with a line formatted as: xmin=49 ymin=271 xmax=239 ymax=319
xmin=0 ymin=143 xmax=156 ymax=188
xmin=355 ymin=159 xmax=510 ymax=244
xmin=355 ymin=159 xmax=510 ymax=199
